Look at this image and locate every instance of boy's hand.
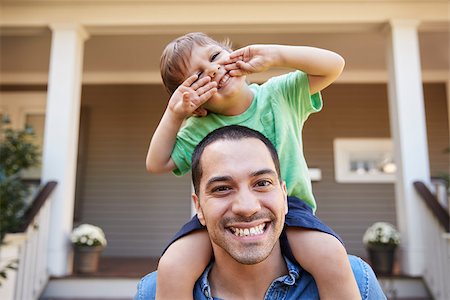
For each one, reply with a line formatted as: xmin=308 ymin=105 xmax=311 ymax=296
xmin=168 ymin=74 xmax=217 ymax=119
xmin=224 ymin=45 xmax=276 ymax=76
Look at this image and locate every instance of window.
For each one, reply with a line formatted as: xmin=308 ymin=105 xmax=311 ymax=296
xmin=333 ymin=138 xmax=396 ymax=183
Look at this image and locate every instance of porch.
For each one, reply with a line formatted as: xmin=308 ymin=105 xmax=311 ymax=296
xmin=41 ymin=257 xmax=157 ymax=300
xmin=1 ymin=0 xmax=449 ymax=299
xmin=0 ymin=179 xmax=445 ymax=299
xmin=40 ymin=256 xmax=430 ymax=300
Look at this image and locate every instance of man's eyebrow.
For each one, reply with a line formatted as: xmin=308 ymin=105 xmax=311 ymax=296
xmin=251 ymin=169 xmax=277 ymax=178
xmin=204 ymin=169 xmax=277 ymax=189
xmin=205 ymin=175 xmax=233 ymax=189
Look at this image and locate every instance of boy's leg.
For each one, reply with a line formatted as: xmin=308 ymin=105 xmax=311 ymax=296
xmin=284 ymin=197 xmax=360 ymax=299
xmin=287 ymin=228 xmax=361 ymax=300
xmin=156 ymin=229 xmax=212 ymax=300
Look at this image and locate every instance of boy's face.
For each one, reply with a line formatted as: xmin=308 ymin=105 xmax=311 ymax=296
xmin=184 ymin=44 xmax=249 ymax=115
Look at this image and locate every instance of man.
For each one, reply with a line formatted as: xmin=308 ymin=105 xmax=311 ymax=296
xmin=135 ymin=125 xmax=386 ymax=299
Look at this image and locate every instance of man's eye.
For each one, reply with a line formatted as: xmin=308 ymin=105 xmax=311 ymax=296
xmin=212 ymin=186 xmax=231 ymax=193
xmin=255 ymin=180 xmax=272 ymax=187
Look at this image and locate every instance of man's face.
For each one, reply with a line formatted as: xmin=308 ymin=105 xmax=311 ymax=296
xmin=193 ymin=138 xmax=288 ymax=264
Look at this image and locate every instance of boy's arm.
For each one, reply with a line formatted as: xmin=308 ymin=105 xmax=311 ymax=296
xmin=225 ymin=45 xmax=345 ymax=94
xmin=146 ymin=109 xmax=184 ymax=173
xmin=146 ymin=75 xmax=217 ymax=173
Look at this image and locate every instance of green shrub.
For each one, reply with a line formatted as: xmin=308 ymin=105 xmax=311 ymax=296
xmin=0 ymin=117 xmax=39 ymax=244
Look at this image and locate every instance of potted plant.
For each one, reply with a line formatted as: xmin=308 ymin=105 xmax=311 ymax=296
xmin=71 ymin=224 xmax=107 ymax=274
xmin=363 ymin=222 xmax=401 ymax=275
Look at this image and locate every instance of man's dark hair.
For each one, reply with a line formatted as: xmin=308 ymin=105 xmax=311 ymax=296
xmin=192 ymin=125 xmax=281 ymax=195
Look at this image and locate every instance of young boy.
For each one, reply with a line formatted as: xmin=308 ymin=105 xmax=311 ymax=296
xmin=147 ymin=32 xmax=360 ymax=300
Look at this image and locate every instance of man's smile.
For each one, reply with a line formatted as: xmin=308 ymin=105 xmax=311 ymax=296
xmin=229 ymin=223 xmax=267 ymax=237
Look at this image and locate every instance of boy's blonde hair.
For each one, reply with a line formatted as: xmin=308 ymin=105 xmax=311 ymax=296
xmin=160 ymin=32 xmax=232 ymax=95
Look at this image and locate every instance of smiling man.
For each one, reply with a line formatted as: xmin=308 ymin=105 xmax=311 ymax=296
xmin=135 ymin=125 xmax=386 ymax=299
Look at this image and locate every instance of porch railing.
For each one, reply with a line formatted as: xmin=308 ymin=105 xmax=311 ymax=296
xmin=0 ymin=181 xmax=57 ymax=300
xmin=413 ymin=180 xmax=450 ymax=300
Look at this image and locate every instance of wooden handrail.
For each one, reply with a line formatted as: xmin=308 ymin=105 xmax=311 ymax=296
xmin=413 ymin=181 xmax=450 ymax=232
xmin=14 ymin=181 xmax=58 ymax=232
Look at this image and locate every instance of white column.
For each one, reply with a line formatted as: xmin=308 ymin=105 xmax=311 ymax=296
xmin=386 ymin=20 xmax=430 ymax=276
xmin=447 ymin=80 xmax=450 ymax=176
xmin=42 ymin=24 xmax=89 ymax=276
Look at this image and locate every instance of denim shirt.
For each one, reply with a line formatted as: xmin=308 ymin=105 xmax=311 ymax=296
xmin=134 ymin=255 xmax=386 ymax=300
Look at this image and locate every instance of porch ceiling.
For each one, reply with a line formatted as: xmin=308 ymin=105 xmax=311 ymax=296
xmin=0 ymin=25 xmax=449 ymax=84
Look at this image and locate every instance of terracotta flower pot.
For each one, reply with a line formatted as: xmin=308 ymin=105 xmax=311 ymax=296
xmin=367 ymin=244 xmax=397 ymax=275
xmin=73 ymin=245 xmax=104 ymax=274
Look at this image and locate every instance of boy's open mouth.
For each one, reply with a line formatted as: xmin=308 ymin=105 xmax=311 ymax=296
xmin=218 ymin=71 xmax=231 ymax=89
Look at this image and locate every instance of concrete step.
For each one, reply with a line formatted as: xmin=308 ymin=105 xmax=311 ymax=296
xmin=40 ymin=276 xmax=431 ymax=300
xmin=40 ymin=257 xmax=154 ymax=300
xmin=40 ymin=278 xmax=138 ymax=300
xmin=40 ymin=257 xmax=431 ymax=300
xmin=378 ymin=275 xmax=432 ymax=300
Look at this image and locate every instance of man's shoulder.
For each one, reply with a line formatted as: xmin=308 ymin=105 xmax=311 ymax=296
xmin=133 ymin=256 xmax=386 ymax=300
xmin=134 ymin=271 xmax=157 ymax=300
xmin=285 ymin=255 xmax=386 ymax=300
xmin=348 ymin=255 xmax=387 ymax=300
xmin=134 ymin=269 xmax=208 ymax=300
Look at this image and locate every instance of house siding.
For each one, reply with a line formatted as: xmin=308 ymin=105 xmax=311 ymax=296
xmin=76 ymin=85 xmax=191 ymax=257
xmin=424 ymin=84 xmax=449 ymax=176
xmin=305 ymin=83 xmax=448 ymax=257
xmin=305 ymin=84 xmax=395 ymax=257
xmin=75 ymin=83 xmax=448 ymax=258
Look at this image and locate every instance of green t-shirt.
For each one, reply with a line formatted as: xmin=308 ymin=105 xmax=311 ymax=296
xmin=171 ymin=70 xmax=322 ymax=211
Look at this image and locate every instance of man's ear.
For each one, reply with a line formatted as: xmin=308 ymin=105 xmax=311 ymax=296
xmin=281 ymin=181 xmax=288 ymax=215
xmin=192 ymin=193 xmax=206 ymax=226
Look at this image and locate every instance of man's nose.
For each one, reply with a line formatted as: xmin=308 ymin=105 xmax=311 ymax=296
xmin=206 ymin=64 xmax=221 ymax=78
xmin=231 ymin=189 xmax=262 ymax=217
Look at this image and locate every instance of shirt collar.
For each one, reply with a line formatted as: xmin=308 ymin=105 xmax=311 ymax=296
xmin=198 ymin=256 xmax=302 ymax=299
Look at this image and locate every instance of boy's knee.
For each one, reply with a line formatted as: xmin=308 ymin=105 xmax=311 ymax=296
xmin=157 ymin=250 xmax=180 ymax=274
xmin=319 ymin=240 xmax=351 ymax=278
xmin=292 ymin=230 xmax=349 ymax=278
xmin=316 ymin=233 xmax=348 ymax=263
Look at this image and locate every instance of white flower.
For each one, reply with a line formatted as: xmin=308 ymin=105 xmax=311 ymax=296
xmin=70 ymin=224 xmax=107 ymax=247
xmin=363 ymin=222 xmax=400 ymax=246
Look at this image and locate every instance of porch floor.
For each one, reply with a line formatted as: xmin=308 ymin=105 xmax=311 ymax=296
xmin=70 ymin=256 xmax=159 ymax=278
xmin=44 ymin=257 xmax=431 ymax=300
xmin=66 ymin=256 xmax=402 ymax=279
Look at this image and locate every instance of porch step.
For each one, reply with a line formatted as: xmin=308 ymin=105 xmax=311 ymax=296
xmin=40 ymin=256 xmax=156 ymax=300
xmin=378 ymin=275 xmax=432 ymax=300
xmin=40 ymin=278 xmax=138 ymax=300
xmin=39 ymin=257 xmax=431 ymax=300
xmin=40 ymin=276 xmax=431 ymax=300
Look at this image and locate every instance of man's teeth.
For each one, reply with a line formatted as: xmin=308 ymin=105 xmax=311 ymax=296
xmin=218 ymin=74 xmax=230 ymax=88
xmin=230 ymin=224 xmax=266 ymax=237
